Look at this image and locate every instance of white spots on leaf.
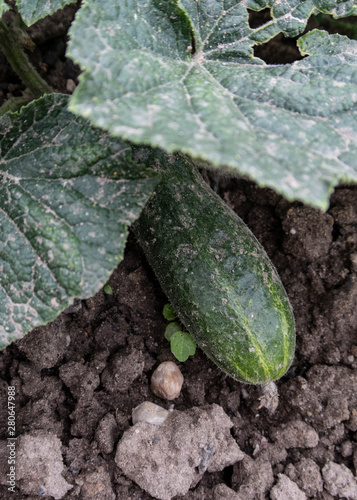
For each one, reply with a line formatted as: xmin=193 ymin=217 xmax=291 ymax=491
xmin=61 ymin=239 xmax=71 ymax=250
xmin=51 ymin=297 xmax=59 ymax=308
xmin=112 ymin=125 xmax=144 ymax=137
xmin=283 ymin=173 xmax=301 ymax=189
xmin=333 ymin=80 xmax=346 ymax=88
xmin=168 ymin=122 xmax=180 ymax=131
xmin=192 ymin=51 xmax=205 ymax=64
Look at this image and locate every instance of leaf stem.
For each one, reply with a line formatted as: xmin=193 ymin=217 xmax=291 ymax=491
xmin=0 ymin=19 xmax=52 ymax=99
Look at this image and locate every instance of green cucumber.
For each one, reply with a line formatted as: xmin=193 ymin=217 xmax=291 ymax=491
xmin=132 ymin=153 xmax=295 ymax=384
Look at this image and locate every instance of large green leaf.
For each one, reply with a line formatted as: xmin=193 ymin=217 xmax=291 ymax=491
xmin=0 ymin=93 xmax=158 ymax=348
xmin=15 ymin=0 xmax=76 ymax=25
xmin=68 ymin=0 xmax=357 ymax=209
xmin=0 ymin=0 xmax=9 ymax=17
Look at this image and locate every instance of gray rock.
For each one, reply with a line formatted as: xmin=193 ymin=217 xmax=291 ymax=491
xmin=16 ymin=431 xmax=72 ymax=499
xmin=115 ymin=404 xmax=244 ymax=500
xmin=322 ymin=461 xmax=357 ymax=499
xmin=270 ymin=474 xmax=307 ymax=500
xmin=132 ymin=401 xmax=169 ymax=425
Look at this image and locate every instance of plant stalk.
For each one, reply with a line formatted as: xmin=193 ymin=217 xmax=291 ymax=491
xmin=0 ymin=19 xmax=52 ymax=99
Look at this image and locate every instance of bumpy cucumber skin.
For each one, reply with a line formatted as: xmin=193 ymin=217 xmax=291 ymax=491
xmin=133 ymin=154 xmax=295 ymax=384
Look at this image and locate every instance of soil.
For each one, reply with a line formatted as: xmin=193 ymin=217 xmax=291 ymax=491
xmin=0 ymin=4 xmax=357 ymax=500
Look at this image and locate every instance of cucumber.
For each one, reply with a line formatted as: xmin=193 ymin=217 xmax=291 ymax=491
xmin=132 ymin=153 xmax=295 ymax=384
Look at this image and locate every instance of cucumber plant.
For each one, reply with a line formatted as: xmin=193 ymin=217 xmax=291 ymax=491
xmin=163 ymin=305 xmax=197 ymax=363
xmin=0 ymin=0 xmax=357 ymax=384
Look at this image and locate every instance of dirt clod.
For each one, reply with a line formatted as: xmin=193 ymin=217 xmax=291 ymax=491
xmin=76 ymin=465 xmax=115 ymax=500
xmin=270 ymin=420 xmax=319 ymax=449
xmin=16 ymin=431 xmax=72 ymax=499
xmin=285 ymin=458 xmax=323 ymax=497
xmin=322 ymin=461 xmax=357 ymax=499
xmin=270 ymin=473 xmax=307 ymax=500
xmin=94 ymin=413 xmax=119 ymax=455
xmin=115 ymin=404 xmax=244 ymax=500
xmin=101 ymin=347 xmax=145 ymax=394
xmin=232 ymin=455 xmax=274 ymax=499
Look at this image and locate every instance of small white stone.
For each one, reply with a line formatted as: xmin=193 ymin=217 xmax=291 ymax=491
xmin=151 ymin=361 xmax=184 ymax=400
xmin=341 ymin=440 xmax=353 ymax=458
xmin=66 ymin=79 xmax=76 ymax=93
xmin=132 ymin=401 xmax=169 ymax=426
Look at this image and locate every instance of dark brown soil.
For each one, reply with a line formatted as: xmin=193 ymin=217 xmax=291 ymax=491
xmin=0 ymin=5 xmax=356 ymax=500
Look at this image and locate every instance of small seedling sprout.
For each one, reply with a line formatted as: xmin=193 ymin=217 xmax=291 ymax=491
xmin=163 ymin=304 xmax=196 ymax=362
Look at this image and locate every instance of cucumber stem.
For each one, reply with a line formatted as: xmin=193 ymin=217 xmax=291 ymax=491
xmin=0 ymin=19 xmax=52 ymax=99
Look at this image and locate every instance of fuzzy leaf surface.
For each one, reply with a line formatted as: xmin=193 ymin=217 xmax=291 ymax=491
xmin=0 ymin=0 xmax=9 ymax=17
xmin=68 ymin=0 xmax=357 ymax=209
xmin=15 ymin=0 xmax=76 ymax=25
xmin=0 ymin=93 xmax=158 ymax=348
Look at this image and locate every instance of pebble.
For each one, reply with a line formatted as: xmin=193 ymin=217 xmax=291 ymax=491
xmin=132 ymin=401 xmax=169 ymax=426
xmin=341 ymin=440 xmax=354 ymax=458
xmin=151 ymin=361 xmax=184 ymax=400
xmin=66 ymin=79 xmax=76 ymax=92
